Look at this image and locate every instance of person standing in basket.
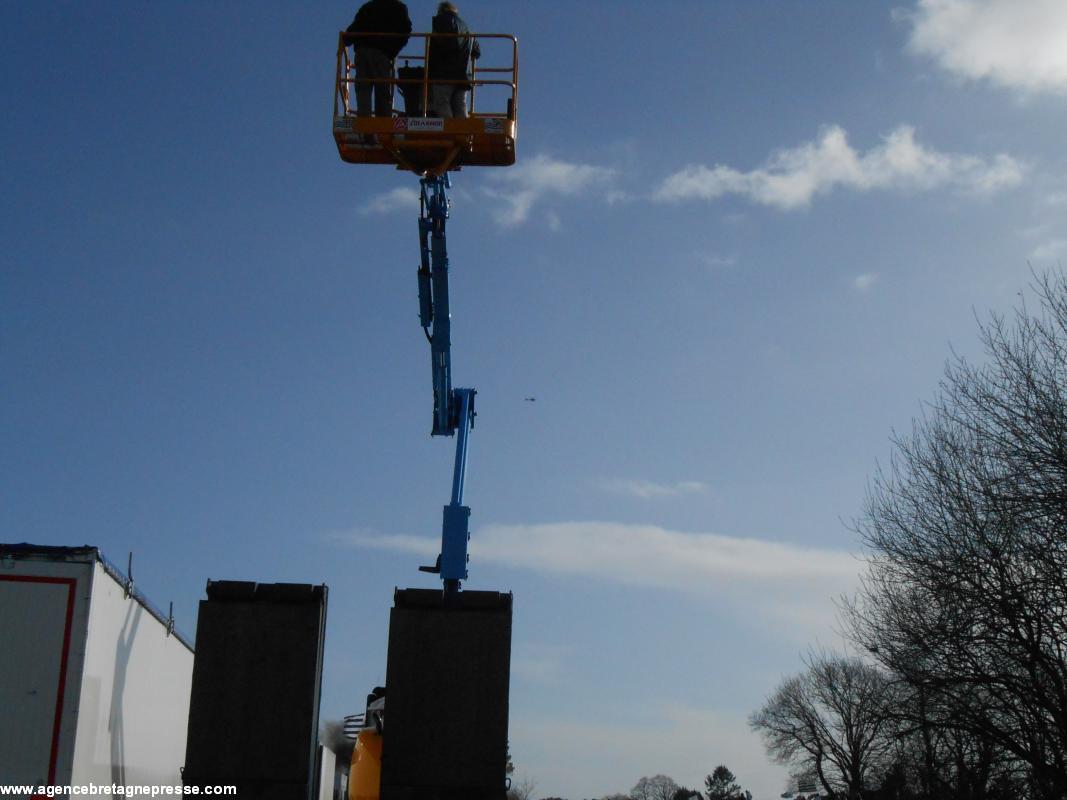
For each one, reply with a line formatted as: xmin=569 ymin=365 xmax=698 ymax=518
xmin=427 ymin=2 xmax=480 ymax=118
xmin=347 ymin=0 xmax=412 ymax=117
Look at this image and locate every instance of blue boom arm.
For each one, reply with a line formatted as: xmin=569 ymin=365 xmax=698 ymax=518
xmin=415 ymin=174 xmax=475 ymax=593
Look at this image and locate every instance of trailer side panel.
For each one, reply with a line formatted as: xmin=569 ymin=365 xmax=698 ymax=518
xmin=0 ymin=560 xmax=92 ymax=787
xmin=70 ymin=560 xmax=194 ymax=784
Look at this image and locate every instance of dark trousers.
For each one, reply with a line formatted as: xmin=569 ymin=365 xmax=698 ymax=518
xmin=355 ymin=48 xmax=394 ymax=116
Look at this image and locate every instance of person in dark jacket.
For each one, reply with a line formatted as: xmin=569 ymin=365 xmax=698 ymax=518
xmin=427 ymin=2 xmax=480 ymax=118
xmin=347 ymin=0 xmax=412 ymax=117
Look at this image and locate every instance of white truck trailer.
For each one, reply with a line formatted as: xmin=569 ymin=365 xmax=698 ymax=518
xmin=0 ymin=544 xmax=195 ymax=788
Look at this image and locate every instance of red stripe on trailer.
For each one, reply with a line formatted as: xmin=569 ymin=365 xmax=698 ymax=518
xmin=0 ymin=575 xmax=78 ymax=790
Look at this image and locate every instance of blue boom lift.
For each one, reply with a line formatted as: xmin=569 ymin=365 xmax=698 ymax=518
xmin=333 ymin=30 xmax=519 ymax=596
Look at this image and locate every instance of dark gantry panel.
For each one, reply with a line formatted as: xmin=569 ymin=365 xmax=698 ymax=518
xmin=381 ymin=588 xmax=512 ymax=800
xmin=183 ymin=581 xmax=328 ymax=800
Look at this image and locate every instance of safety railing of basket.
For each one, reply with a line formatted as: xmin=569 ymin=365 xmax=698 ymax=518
xmin=335 ymin=32 xmax=518 ymax=122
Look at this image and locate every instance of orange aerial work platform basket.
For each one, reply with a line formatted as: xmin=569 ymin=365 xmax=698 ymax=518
xmin=333 ymin=31 xmax=518 ymax=176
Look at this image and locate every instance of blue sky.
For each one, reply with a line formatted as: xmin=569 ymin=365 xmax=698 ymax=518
xmin=4 ymin=1 xmax=1067 ymax=797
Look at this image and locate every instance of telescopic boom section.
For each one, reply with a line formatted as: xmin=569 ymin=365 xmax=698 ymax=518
xmin=418 ymin=176 xmax=455 ymax=438
xmin=415 ymin=174 xmax=475 ymax=593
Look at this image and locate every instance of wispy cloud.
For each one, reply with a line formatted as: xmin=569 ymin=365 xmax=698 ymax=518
xmin=471 ymin=522 xmax=857 ymax=586
xmin=483 ymin=154 xmax=616 ymax=226
xmin=360 ymin=186 xmax=419 ymax=214
xmin=1031 ymin=239 xmax=1067 ymax=263
xmin=699 ymin=253 xmax=737 ymax=269
xmin=334 ymin=521 xmax=857 ymax=586
xmin=653 ymin=125 xmax=1024 ymax=209
xmin=331 ymin=521 xmax=861 ymax=635
xmin=1045 ymin=192 xmax=1067 ymax=207
xmin=599 ymin=478 xmax=709 ymax=499
xmin=903 ymin=0 xmax=1067 ymax=95
xmin=511 ymin=642 xmax=570 ymax=686
xmin=328 ymin=528 xmax=437 ymax=556
xmin=853 ymin=272 xmax=880 ymax=292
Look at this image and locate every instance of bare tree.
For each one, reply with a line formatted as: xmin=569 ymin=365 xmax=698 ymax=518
xmin=845 ymin=273 xmax=1067 ymax=799
xmin=508 ymin=774 xmax=538 ymax=800
xmin=631 ymin=775 xmax=680 ymax=800
xmin=749 ymin=652 xmax=895 ymax=799
xmin=874 ymin=679 xmax=1026 ymax=799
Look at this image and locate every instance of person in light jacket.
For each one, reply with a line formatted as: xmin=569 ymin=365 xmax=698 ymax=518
xmin=427 ymin=2 xmax=480 ymax=118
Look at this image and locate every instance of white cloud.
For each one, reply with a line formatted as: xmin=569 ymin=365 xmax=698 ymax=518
xmin=473 ymin=521 xmax=856 ymax=585
xmin=328 ymin=528 xmax=437 ymax=556
xmin=511 ymin=642 xmax=569 ymax=686
xmin=599 ymin=478 xmax=709 ymax=499
xmin=904 ymin=0 xmax=1067 ymax=95
xmin=653 ymin=125 xmax=1024 ymax=209
xmin=1018 ymin=222 xmax=1053 ymax=241
xmin=1031 ymin=239 xmax=1067 ymax=262
xmin=336 ymin=520 xmax=857 ymax=586
xmin=360 ymin=186 xmax=419 ymax=214
xmin=484 ymin=154 xmax=616 ymax=226
xmin=332 ymin=520 xmax=861 ymax=637
xmin=853 ymin=272 xmax=880 ymax=291
xmin=699 ymin=253 xmax=737 ymax=269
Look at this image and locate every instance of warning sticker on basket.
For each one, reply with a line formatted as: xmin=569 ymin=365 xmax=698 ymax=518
xmin=407 ymin=117 xmax=445 ymax=132
xmin=334 ymin=117 xmax=354 ymax=130
xmin=393 ymin=117 xmax=408 ymax=131
xmin=484 ymin=118 xmax=504 ymax=133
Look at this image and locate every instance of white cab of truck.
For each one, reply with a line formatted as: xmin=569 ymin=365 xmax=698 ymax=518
xmin=0 ymin=544 xmax=194 ymax=788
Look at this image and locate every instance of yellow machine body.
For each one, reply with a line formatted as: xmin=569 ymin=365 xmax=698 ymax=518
xmin=348 ymin=728 xmax=383 ymax=800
